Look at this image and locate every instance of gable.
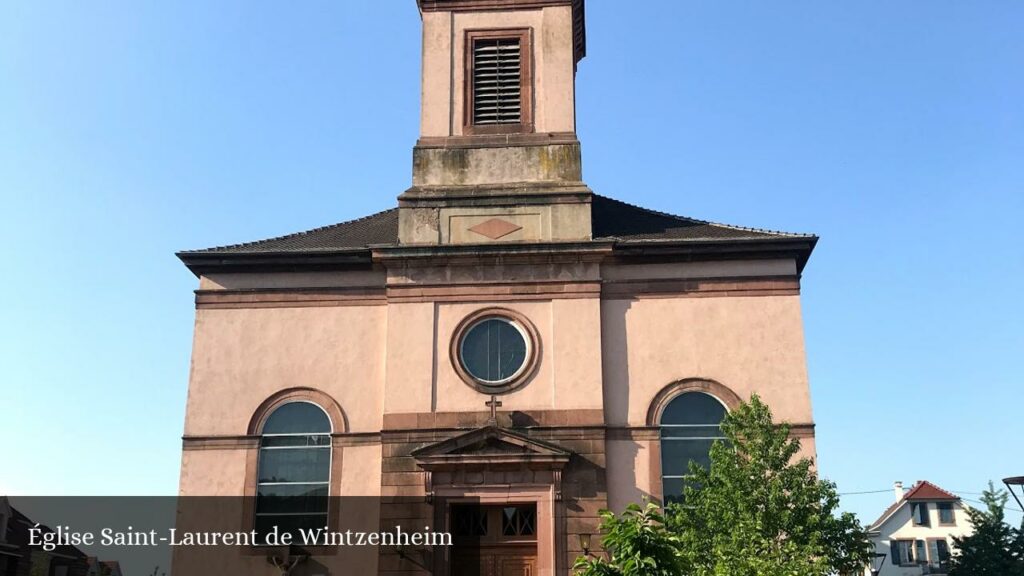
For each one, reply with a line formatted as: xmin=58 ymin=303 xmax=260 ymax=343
xmin=904 ymin=481 xmax=959 ymax=501
xmin=411 ymin=426 xmax=571 ymax=470
xmin=869 ymin=481 xmax=962 ymax=531
xmin=448 ymin=436 xmax=535 ymax=455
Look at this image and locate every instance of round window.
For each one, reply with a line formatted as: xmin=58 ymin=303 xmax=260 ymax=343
xmin=452 ymin=310 xmax=539 ymax=392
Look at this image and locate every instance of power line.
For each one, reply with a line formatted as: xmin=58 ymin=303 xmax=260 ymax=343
xmin=838 ymin=489 xmax=893 ymax=496
xmin=839 ymin=488 xmax=998 ymax=497
xmin=836 ymin=489 xmax=1024 ymax=516
xmin=962 ymin=497 xmax=1023 ymax=515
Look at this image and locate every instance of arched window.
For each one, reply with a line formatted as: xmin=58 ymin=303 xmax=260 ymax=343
xmin=255 ymin=402 xmax=332 ymax=540
xmin=659 ymin=392 xmax=727 ymax=503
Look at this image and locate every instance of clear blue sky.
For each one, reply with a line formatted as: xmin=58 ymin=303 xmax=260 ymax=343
xmin=2 ymin=1 xmax=1021 ymax=524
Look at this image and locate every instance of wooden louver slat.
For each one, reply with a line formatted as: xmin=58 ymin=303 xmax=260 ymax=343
xmin=472 ymin=38 xmax=522 ymax=125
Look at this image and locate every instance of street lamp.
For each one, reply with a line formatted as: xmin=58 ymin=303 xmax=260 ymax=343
xmin=868 ymin=552 xmax=886 ymax=576
xmin=578 ymin=533 xmax=593 ymax=557
xmin=1003 ymin=476 xmax=1024 ymax=512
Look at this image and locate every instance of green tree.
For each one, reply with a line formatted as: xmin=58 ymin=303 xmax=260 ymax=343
xmin=574 ymin=395 xmax=872 ymax=576
xmin=573 ymin=502 xmax=682 ymax=576
xmin=1015 ymin=517 xmax=1024 ymax=566
xmin=949 ymin=482 xmax=1024 ymax=576
xmin=666 ymin=394 xmax=871 ymax=576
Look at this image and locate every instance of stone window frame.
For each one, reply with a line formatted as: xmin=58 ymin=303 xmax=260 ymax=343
xmin=241 ymin=387 xmax=347 ymax=555
xmin=645 ymin=378 xmax=742 ymax=428
xmin=450 ymin=307 xmax=541 ymax=394
xmin=463 ymin=28 xmax=534 ymax=135
xmin=254 ymin=400 xmax=333 ymax=542
xmin=247 ymin=387 xmax=348 ymax=437
xmin=645 ymin=378 xmax=742 ymax=504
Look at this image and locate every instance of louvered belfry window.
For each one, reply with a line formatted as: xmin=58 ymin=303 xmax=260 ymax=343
xmin=473 ymin=38 xmax=521 ymax=124
xmin=466 ymin=30 xmax=532 ymax=133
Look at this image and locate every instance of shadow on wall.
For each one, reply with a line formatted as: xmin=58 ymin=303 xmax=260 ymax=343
xmin=602 ymin=298 xmax=653 ymax=511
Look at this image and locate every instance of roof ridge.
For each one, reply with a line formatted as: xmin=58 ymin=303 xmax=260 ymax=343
xmin=592 ymin=194 xmax=815 ymax=239
xmin=905 ymin=480 xmax=960 ymax=500
xmin=179 ymin=206 xmax=398 ymax=254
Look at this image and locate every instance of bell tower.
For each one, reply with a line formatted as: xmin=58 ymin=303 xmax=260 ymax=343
xmin=399 ymin=0 xmax=591 ymax=245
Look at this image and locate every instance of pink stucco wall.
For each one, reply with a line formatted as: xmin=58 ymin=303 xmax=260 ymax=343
xmin=420 ymin=6 xmax=577 ymax=138
xmin=183 ymin=306 xmax=387 ymax=437
xmin=601 ymin=294 xmax=813 ymax=427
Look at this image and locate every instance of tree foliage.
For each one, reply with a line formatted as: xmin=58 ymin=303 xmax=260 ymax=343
xmin=573 ymin=502 xmax=681 ymax=576
xmin=575 ymin=394 xmax=872 ymax=576
xmin=667 ymin=394 xmax=871 ymax=576
xmin=949 ymin=482 xmax=1024 ymax=576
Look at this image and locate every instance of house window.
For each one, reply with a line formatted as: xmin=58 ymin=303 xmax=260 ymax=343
xmin=659 ymin=392 xmax=727 ymax=504
xmin=928 ymin=539 xmax=951 ymax=569
xmin=911 ymin=502 xmax=930 ymax=526
xmin=255 ymin=401 xmax=332 ymax=543
xmin=938 ymin=502 xmax=955 ymax=525
xmin=916 ymin=540 xmax=927 ymax=565
xmin=465 ymin=29 xmax=532 ymax=134
xmin=892 ymin=539 xmax=919 ymax=566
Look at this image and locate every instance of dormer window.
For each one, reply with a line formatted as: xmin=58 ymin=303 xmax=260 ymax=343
xmin=911 ymin=502 xmax=930 ymax=526
xmin=465 ymin=29 xmax=532 ymax=134
xmin=938 ymin=502 xmax=955 ymax=525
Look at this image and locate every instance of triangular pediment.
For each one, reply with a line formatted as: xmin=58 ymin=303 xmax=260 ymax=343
xmin=449 ymin=436 xmax=532 ymax=455
xmin=411 ymin=426 xmax=571 ymax=471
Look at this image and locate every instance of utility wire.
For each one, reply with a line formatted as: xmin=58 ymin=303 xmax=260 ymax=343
xmin=962 ymin=497 xmax=1024 ymax=515
xmin=839 ymin=488 xmax=1000 ymax=497
xmin=838 ymin=489 xmax=896 ymax=496
xmin=837 ymin=489 xmax=1024 ymax=516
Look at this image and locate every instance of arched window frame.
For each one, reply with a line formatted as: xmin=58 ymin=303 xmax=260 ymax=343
xmin=244 ymin=388 xmax=347 ymax=548
xmin=254 ymin=401 xmax=332 ymax=542
xmin=248 ymin=387 xmax=348 ymax=437
xmin=647 ymin=379 xmax=741 ymax=504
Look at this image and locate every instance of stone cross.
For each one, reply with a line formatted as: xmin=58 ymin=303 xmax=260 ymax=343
xmin=485 ymin=395 xmax=502 ymax=426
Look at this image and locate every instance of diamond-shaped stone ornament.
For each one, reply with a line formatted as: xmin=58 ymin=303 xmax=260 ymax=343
xmin=468 ymin=218 xmax=523 ymax=240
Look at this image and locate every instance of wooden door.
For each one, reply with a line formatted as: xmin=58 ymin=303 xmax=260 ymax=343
xmin=450 ymin=504 xmax=538 ymax=576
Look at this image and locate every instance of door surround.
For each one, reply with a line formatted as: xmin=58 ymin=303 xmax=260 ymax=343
xmin=436 ymin=485 xmax=558 ymax=576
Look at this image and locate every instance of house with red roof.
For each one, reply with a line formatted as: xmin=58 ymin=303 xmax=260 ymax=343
xmin=865 ymin=481 xmax=973 ymax=575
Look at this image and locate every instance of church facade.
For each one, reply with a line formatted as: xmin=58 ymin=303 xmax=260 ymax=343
xmin=175 ymin=1 xmax=818 ymax=575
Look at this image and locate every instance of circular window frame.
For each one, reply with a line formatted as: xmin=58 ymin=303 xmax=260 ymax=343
xmin=450 ymin=308 xmax=541 ymax=394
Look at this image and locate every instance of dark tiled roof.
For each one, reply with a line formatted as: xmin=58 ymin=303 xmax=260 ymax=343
xmin=179 ymin=194 xmax=810 ymax=256
xmin=180 ymin=208 xmax=399 ymax=254
xmin=591 ymin=195 xmax=812 ymax=242
xmin=869 ymin=481 xmax=961 ymax=531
